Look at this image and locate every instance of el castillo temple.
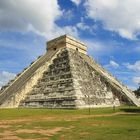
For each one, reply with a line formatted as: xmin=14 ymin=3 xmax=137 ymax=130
xmin=0 ymin=35 xmax=140 ymax=108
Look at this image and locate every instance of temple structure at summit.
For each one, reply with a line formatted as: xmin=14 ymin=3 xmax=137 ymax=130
xmin=0 ymin=35 xmax=139 ymax=108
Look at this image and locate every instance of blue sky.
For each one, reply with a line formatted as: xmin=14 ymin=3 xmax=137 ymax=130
xmin=0 ymin=0 xmax=140 ymax=90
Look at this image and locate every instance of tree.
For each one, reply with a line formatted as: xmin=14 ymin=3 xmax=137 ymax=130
xmin=134 ymin=84 xmax=140 ymax=97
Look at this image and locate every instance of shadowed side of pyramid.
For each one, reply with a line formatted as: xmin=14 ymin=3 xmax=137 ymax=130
xmin=79 ymin=54 xmax=140 ymax=107
xmin=0 ymin=35 xmax=139 ymax=108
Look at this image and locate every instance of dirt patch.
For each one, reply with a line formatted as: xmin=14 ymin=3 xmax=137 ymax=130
xmin=16 ymin=127 xmax=64 ymax=137
xmin=90 ymin=120 xmax=112 ymax=127
xmin=0 ymin=130 xmax=22 ymax=140
xmin=0 ymin=127 xmax=65 ymax=140
xmin=0 ymin=112 xmax=137 ymax=140
xmin=0 ymin=125 xmax=10 ymax=129
xmin=0 ymin=116 xmax=58 ymax=126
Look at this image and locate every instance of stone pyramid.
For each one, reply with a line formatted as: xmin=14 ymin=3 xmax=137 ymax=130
xmin=0 ymin=35 xmax=139 ymax=108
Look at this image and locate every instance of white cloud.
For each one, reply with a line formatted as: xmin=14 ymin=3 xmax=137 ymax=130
xmin=55 ymin=26 xmax=79 ymax=39
xmin=63 ymin=10 xmax=74 ymax=20
xmin=109 ymin=60 xmax=119 ymax=68
xmin=77 ymin=22 xmax=90 ymax=30
xmin=85 ymin=39 xmax=120 ymax=57
xmin=76 ymin=22 xmax=97 ymax=34
xmin=0 ymin=0 xmax=78 ymax=39
xmin=125 ymin=60 xmax=140 ymax=71
xmin=124 ymin=61 xmax=140 ymax=87
xmin=132 ymin=77 xmax=140 ymax=84
xmin=0 ymin=71 xmax=16 ymax=89
xmin=85 ymin=0 xmax=140 ymax=39
xmin=86 ymin=40 xmax=106 ymax=53
xmin=104 ymin=60 xmax=119 ymax=69
xmin=70 ymin=0 xmax=81 ymax=5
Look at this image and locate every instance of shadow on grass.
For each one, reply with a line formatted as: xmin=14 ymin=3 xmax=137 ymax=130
xmin=120 ymin=108 xmax=140 ymax=113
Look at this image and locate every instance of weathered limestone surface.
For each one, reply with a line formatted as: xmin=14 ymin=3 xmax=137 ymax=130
xmin=47 ymin=35 xmax=87 ymax=54
xmin=0 ymin=35 xmax=139 ymax=108
xmin=20 ymin=49 xmax=77 ymax=108
xmin=0 ymin=50 xmax=60 ymax=107
xmin=81 ymin=54 xmax=140 ymax=106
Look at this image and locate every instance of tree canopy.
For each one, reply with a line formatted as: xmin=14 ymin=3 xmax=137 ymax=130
xmin=134 ymin=85 xmax=140 ymax=97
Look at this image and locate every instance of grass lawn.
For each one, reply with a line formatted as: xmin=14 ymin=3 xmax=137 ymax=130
xmin=0 ymin=106 xmax=140 ymax=140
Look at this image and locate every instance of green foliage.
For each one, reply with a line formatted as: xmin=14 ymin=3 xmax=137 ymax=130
xmin=134 ymin=86 xmax=140 ymax=97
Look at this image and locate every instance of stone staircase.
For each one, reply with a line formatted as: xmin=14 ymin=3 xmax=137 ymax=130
xmin=19 ymin=49 xmax=77 ymax=108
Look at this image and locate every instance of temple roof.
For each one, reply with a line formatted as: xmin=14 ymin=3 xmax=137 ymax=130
xmin=47 ymin=35 xmax=87 ymax=54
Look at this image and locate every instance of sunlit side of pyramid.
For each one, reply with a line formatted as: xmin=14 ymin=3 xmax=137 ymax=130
xmin=0 ymin=35 xmax=139 ymax=108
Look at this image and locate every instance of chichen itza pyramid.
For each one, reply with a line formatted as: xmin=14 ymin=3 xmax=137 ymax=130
xmin=0 ymin=35 xmax=139 ymax=108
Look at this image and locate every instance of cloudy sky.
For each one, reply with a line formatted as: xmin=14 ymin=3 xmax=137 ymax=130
xmin=0 ymin=0 xmax=140 ymax=90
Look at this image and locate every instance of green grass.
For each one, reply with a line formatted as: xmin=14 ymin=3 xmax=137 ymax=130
xmin=0 ymin=106 xmax=140 ymax=140
xmin=0 ymin=106 xmax=122 ymax=119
